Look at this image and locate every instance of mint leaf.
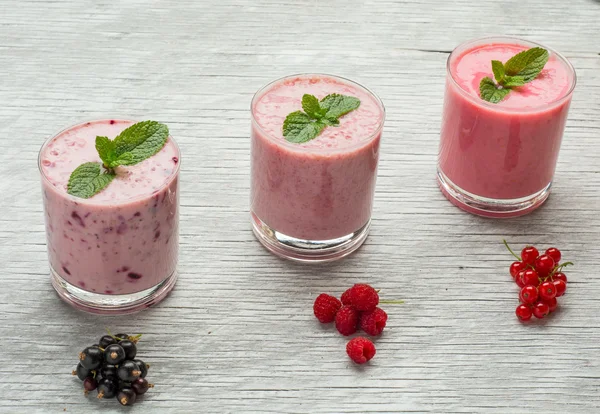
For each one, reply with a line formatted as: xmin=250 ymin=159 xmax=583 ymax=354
xmin=109 ymin=121 xmax=169 ymax=167
xmin=479 ymin=77 xmax=511 ymax=104
xmin=282 ymin=111 xmax=326 ymax=144
xmin=491 ymin=60 xmax=505 ymax=82
xmin=504 ymin=47 xmax=549 ymax=82
xmin=319 ymin=94 xmax=361 ymax=120
xmin=502 ymin=75 xmax=526 ymax=88
xmin=67 ymin=162 xmax=116 ymax=199
xmin=95 ymin=136 xmax=116 ymax=167
xmin=302 ymin=94 xmax=325 ymax=119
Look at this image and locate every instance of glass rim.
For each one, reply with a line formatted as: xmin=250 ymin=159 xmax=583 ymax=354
xmin=250 ymin=73 xmax=386 ymax=154
xmin=446 ymin=36 xmax=577 ymax=114
xmin=38 ymin=118 xmax=181 ymax=207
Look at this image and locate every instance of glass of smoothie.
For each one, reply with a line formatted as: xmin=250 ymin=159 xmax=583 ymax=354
xmin=251 ymin=74 xmax=385 ymax=262
xmin=39 ymin=119 xmax=180 ymax=314
xmin=438 ymin=36 xmax=576 ymax=217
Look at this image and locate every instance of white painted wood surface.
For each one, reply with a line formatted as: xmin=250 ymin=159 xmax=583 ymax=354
xmin=1 ymin=0 xmax=599 ymax=412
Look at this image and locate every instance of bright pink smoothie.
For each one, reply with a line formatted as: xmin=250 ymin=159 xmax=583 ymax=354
xmin=40 ymin=120 xmax=179 ymax=295
xmin=251 ymin=75 xmax=384 ymax=241
xmin=439 ymin=40 xmax=575 ymax=201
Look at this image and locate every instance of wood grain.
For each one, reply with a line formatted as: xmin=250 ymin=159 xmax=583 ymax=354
xmin=0 ymin=0 xmax=599 ymax=413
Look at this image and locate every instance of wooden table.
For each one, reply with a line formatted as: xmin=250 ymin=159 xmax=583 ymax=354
xmin=1 ymin=1 xmax=599 ymax=412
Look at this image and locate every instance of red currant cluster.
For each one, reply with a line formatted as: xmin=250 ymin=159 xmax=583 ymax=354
xmin=504 ymin=240 xmax=573 ymax=321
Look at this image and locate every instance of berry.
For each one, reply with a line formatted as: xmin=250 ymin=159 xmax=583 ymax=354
xmin=131 ymin=378 xmax=153 ymax=395
xmin=345 ymin=284 xmax=379 ymax=311
xmin=539 ymin=281 xmax=557 ymax=301
xmin=99 ymin=335 xmax=117 ymax=348
xmin=516 ymin=269 xmax=539 ymax=288
xmin=313 ymin=294 xmax=342 ymax=323
xmin=73 ymin=362 xmax=92 ymax=381
xmin=119 ymin=340 xmax=137 ymax=360
xmin=535 ymin=254 xmax=555 ymax=277
xmin=341 ymin=288 xmax=352 ymax=306
xmin=335 ymin=306 xmax=359 ymax=336
xmin=134 ymin=360 xmax=149 ymax=378
xmin=118 ymin=388 xmax=137 ymax=406
xmin=83 ymin=377 xmax=98 ymax=392
xmin=79 ymin=346 xmax=103 ymax=370
xmin=521 ymin=246 xmax=539 ymax=265
xmin=104 ymin=344 xmax=126 ymax=365
xmin=553 ymin=272 xmax=567 ymax=283
xmin=533 ymin=302 xmax=550 ymax=319
xmin=510 ymin=261 xmax=526 ymax=278
xmin=97 ymin=378 xmax=117 ymax=399
xmin=516 ymin=304 xmax=533 ymax=321
xmin=553 ymin=279 xmax=567 ymax=297
xmin=359 ymin=307 xmax=388 ymax=336
xmin=346 ymin=337 xmax=376 ymax=364
xmin=519 ymin=286 xmax=538 ymax=305
xmin=544 ymin=297 xmax=558 ymax=313
xmin=118 ymin=360 xmax=142 ymax=382
xmin=545 ymin=247 xmax=561 ymax=264
xmin=100 ymin=364 xmax=118 ymax=380
xmin=115 ymin=333 xmax=130 ymax=341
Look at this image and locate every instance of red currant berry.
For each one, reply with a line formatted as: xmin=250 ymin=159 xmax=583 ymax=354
xmin=553 ymin=279 xmax=567 ymax=297
xmin=535 ymin=254 xmax=555 ymax=277
xmin=553 ymin=272 xmax=567 ymax=283
xmin=510 ymin=261 xmax=526 ymax=279
xmin=539 ymin=281 xmax=557 ymax=301
xmin=516 ymin=269 xmax=539 ymax=288
xmin=544 ymin=297 xmax=558 ymax=312
xmin=516 ymin=304 xmax=533 ymax=321
xmin=533 ymin=302 xmax=550 ymax=319
xmin=521 ymin=246 xmax=539 ymax=265
xmin=545 ymin=247 xmax=561 ymax=264
xmin=519 ymin=285 xmax=538 ymax=305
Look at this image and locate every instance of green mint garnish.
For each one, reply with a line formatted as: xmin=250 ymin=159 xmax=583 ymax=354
xmin=283 ymin=93 xmax=360 ymax=143
xmin=67 ymin=162 xmax=116 ymax=199
xmin=479 ymin=47 xmax=549 ymax=104
xmin=67 ymin=120 xmax=169 ymax=199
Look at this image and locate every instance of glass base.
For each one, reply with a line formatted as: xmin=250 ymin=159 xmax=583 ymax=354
xmin=437 ymin=169 xmax=551 ymax=218
xmin=50 ymin=266 xmax=177 ymax=315
xmin=251 ymin=212 xmax=370 ymax=263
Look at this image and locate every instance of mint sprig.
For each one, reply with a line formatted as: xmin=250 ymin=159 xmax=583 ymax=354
xmin=67 ymin=120 xmax=169 ymax=199
xmin=479 ymin=47 xmax=549 ymax=104
xmin=283 ymin=93 xmax=360 ymax=143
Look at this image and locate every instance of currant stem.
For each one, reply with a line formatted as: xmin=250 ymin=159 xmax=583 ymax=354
xmin=503 ymin=239 xmax=521 ymax=261
xmin=379 ymin=300 xmax=405 ymax=305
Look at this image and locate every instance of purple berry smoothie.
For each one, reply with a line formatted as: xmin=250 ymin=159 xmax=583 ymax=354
xmin=39 ymin=120 xmax=180 ymax=310
xmin=251 ymin=74 xmax=384 ymax=260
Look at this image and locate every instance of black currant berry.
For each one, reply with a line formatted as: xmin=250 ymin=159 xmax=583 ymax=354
xmin=104 ymin=344 xmax=126 ymax=365
xmin=118 ymin=387 xmax=137 ymax=406
xmin=119 ymin=340 xmax=137 ymax=360
xmin=99 ymin=335 xmax=117 ymax=348
xmin=97 ymin=378 xmax=117 ymax=399
xmin=131 ymin=377 xmax=152 ymax=395
xmin=117 ymin=360 xmax=142 ymax=382
xmin=79 ymin=346 xmax=103 ymax=370
xmin=115 ymin=333 xmax=130 ymax=341
xmin=118 ymin=381 xmax=132 ymax=391
xmin=72 ymin=362 xmax=92 ymax=381
xmin=83 ymin=377 xmax=98 ymax=392
xmin=100 ymin=364 xmax=118 ymax=380
xmin=133 ymin=359 xmax=149 ymax=378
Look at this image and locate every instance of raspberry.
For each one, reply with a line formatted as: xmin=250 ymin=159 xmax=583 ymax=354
xmin=335 ymin=306 xmax=359 ymax=336
xmin=313 ymin=294 xmax=342 ymax=323
xmin=341 ymin=288 xmax=352 ymax=306
xmin=346 ymin=337 xmax=376 ymax=364
xmin=345 ymin=284 xmax=379 ymax=311
xmin=359 ymin=307 xmax=388 ymax=336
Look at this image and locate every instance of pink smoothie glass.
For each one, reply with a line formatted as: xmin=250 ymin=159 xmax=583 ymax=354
xmin=39 ymin=119 xmax=180 ymax=314
xmin=251 ymin=74 xmax=385 ymax=262
xmin=438 ymin=37 xmax=576 ymax=217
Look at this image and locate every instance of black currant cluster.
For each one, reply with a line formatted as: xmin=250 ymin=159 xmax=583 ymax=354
xmin=73 ymin=332 xmax=153 ymax=406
